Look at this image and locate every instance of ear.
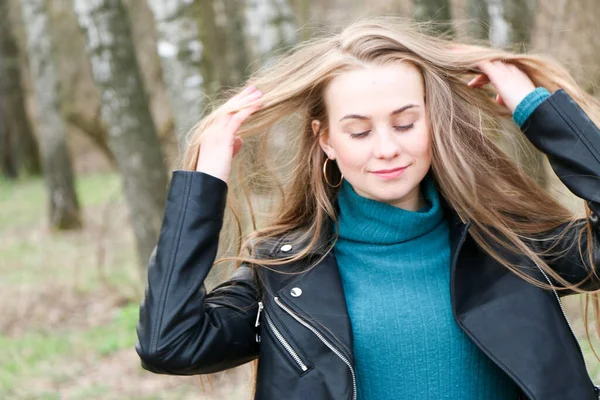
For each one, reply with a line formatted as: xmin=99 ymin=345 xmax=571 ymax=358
xmin=312 ymin=119 xmax=336 ymax=160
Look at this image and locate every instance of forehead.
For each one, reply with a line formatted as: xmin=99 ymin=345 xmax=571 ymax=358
xmin=324 ymin=62 xmax=424 ymax=117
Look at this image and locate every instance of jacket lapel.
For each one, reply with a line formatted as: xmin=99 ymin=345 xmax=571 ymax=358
xmin=276 ymin=251 xmax=355 ymax=363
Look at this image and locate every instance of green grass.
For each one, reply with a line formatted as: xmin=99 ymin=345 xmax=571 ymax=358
xmin=0 ymin=172 xmax=122 ymax=231
xmin=0 ymin=173 xmax=221 ymax=399
xmin=0 ymin=303 xmax=139 ymax=394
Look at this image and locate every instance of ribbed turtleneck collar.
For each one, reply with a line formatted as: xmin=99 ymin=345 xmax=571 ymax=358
xmin=335 ymin=175 xmax=445 ymax=245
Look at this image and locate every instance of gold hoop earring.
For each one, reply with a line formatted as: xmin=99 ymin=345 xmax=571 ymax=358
xmin=323 ymin=157 xmax=343 ymax=188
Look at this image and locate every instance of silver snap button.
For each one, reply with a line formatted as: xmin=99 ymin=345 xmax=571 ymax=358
xmin=281 ymin=244 xmax=292 ymax=252
xmin=591 ymin=213 xmax=598 ymax=223
xmin=290 ymin=287 xmax=302 ymax=297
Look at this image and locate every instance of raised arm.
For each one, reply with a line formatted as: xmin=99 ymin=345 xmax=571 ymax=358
xmin=136 ymin=171 xmax=260 ymax=375
xmin=136 ymin=85 xmax=264 ymax=374
xmin=519 ymin=89 xmax=600 ymax=292
xmin=470 ymin=61 xmax=600 ymax=292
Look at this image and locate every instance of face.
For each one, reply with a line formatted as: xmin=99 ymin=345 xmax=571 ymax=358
xmin=314 ymin=62 xmax=432 ymax=211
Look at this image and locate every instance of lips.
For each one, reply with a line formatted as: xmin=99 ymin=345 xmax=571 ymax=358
xmin=370 ymin=164 xmax=411 ymax=180
xmin=372 ymin=166 xmax=409 ymax=174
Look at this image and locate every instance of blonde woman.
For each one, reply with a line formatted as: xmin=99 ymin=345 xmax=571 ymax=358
xmin=136 ymin=18 xmax=600 ymax=400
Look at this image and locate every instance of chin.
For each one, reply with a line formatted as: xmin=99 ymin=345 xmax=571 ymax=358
xmin=371 ymin=187 xmax=411 ymax=203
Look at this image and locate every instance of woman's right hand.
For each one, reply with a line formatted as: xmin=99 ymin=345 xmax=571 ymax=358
xmin=195 ymin=85 xmax=263 ymax=183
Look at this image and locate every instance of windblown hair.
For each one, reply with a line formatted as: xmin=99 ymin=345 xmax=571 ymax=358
xmin=177 ymin=17 xmax=600 ymax=388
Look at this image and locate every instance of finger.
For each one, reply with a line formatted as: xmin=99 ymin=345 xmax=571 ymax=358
xmin=467 ymin=74 xmax=490 ymax=88
xmin=225 ymin=101 xmax=262 ymax=134
xmin=226 ymin=90 xmax=262 ymax=114
xmin=476 ymin=60 xmax=510 ymax=92
xmin=496 ymin=94 xmax=506 ymax=107
xmin=475 ymin=61 xmax=499 ymax=80
xmin=215 ymin=90 xmax=261 ymax=127
xmin=225 ymin=85 xmax=257 ymax=106
xmin=232 ymin=136 xmax=243 ymax=158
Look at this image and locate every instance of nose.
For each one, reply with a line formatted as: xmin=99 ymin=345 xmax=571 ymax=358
xmin=372 ymin=127 xmax=401 ymax=159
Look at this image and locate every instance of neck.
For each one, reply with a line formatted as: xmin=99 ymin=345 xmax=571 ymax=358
xmin=389 ymin=187 xmax=427 ymax=211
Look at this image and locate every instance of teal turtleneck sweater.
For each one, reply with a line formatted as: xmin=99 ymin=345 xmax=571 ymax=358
xmin=333 ymin=176 xmax=518 ymax=400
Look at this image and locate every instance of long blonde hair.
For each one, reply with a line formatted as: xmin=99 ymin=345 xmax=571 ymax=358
xmin=179 ymin=17 xmax=600 ymax=388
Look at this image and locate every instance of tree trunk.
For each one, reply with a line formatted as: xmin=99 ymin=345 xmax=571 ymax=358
xmin=194 ymin=0 xmax=229 ymax=100
xmin=0 ymin=64 xmax=17 ymax=179
xmin=123 ymin=0 xmax=177 ymax=160
xmin=246 ymin=0 xmax=297 ymax=63
xmin=413 ymin=0 xmax=455 ymax=36
xmin=0 ymin=0 xmax=41 ymax=177
xmin=193 ymin=0 xmax=255 ymax=98
xmin=465 ymin=0 xmax=490 ymax=41
xmin=147 ymin=0 xmax=204 ymax=152
xmin=222 ymin=0 xmax=252 ymax=85
xmin=46 ymin=0 xmax=115 ymax=166
xmin=75 ymin=0 xmax=169 ymax=271
xmin=20 ymin=0 xmax=82 ymax=230
xmin=503 ymin=0 xmax=535 ymax=51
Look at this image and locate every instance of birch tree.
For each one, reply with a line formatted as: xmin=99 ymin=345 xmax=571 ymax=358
xmin=0 ymin=66 xmax=17 ymax=178
xmin=246 ymin=0 xmax=297 ymax=65
xmin=465 ymin=0 xmax=490 ymax=41
xmin=0 ymin=0 xmax=41 ymax=177
xmin=147 ymin=0 xmax=204 ymax=151
xmin=123 ymin=0 xmax=177 ymax=158
xmin=46 ymin=0 xmax=114 ymax=164
xmin=75 ymin=0 xmax=169 ymax=271
xmin=20 ymin=0 xmax=82 ymax=229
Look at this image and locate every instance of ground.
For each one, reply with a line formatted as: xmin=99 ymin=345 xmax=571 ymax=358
xmin=0 ymin=172 xmax=252 ymax=399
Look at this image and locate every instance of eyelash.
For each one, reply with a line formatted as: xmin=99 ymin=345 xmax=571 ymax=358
xmin=349 ymin=123 xmax=415 ymax=139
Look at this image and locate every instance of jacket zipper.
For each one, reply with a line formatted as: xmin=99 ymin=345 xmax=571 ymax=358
xmin=274 ymin=296 xmax=357 ymax=400
xmin=256 ymin=301 xmax=309 ymax=372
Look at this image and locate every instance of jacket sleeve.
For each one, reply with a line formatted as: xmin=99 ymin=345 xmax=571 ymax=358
xmin=521 ymin=89 xmax=600 ymax=292
xmin=135 ymin=170 xmax=260 ymax=375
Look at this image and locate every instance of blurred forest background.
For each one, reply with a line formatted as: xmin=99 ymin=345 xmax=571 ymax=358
xmin=1 ymin=0 xmax=599 ymax=398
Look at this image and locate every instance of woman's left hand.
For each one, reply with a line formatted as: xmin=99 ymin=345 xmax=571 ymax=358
xmin=467 ymin=60 xmax=536 ymax=114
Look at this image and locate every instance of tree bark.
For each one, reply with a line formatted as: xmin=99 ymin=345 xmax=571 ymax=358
xmin=147 ymin=0 xmax=204 ymax=152
xmin=123 ymin=0 xmax=177 ymax=156
xmin=75 ymin=0 xmax=169 ymax=271
xmin=465 ymin=0 xmax=490 ymax=41
xmin=20 ymin=0 xmax=82 ymax=229
xmin=503 ymin=0 xmax=535 ymax=51
xmin=246 ymin=0 xmax=297 ymax=63
xmin=45 ymin=0 xmax=115 ymax=166
xmin=0 ymin=0 xmax=41 ymax=177
xmin=0 ymin=63 xmax=17 ymax=179
xmin=413 ymin=0 xmax=455 ymax=36
xmin=194 ymin=0 xmax=229 ymax=100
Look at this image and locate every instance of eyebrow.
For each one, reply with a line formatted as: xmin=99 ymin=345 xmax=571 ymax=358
xmin=339 ymin=104 xmax=419 ymax=122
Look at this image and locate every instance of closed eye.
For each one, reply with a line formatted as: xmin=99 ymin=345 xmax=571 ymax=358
xmin=394 ymin=123 xmax=414 ymax=132
xmin=349 ymin=123 xmax=414 ymax=139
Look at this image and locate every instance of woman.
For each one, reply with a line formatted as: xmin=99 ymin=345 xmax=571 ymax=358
xmin=136 ymin=18 xmax=600 ymax=400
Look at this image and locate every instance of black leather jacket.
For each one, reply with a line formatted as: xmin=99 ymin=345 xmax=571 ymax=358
xmin=136 ymin=89 xmax=600 ymax=400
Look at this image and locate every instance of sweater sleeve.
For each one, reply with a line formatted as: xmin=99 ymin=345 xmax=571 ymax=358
xmin=512 ymin=87 xmax=551 ymax=128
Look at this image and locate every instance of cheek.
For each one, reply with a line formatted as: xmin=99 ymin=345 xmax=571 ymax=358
xmin=331 ymin=138 xmax=370 ymax=168
xmin=409 ymin=126 xmax=432 ymax=159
